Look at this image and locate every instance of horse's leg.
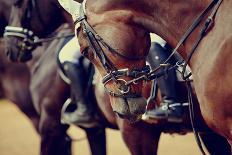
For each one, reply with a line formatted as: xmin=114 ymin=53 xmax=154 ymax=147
xmin=85 ymin=127 xmax=106 ymax=155
xmin=1 ymin=71 xmax=40 ymax=131
xmin=39 ymin=115 xmax=71 ymax=155
xmin=119 ymin=120 xmax=161 ymax=155
xmin=34 ymin=74 xmax=71 ymax=155
xmin=200 ymin=132 xmax=231 ymax=155
xmin=14 ymin=98 xmax=40 ymax=132
xmin=39 ymin=101 xmax=71 ymax=155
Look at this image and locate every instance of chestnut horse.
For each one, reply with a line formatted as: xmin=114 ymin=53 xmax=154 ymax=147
xmin=5 ymin=0 xmax=231 ymax=155
xmin=73 ymin=0 xmax=232 ymax=148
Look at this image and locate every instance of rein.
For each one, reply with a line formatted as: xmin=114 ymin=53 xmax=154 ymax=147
xmin=121 ymin=0 xmax=223 ymax=87
xmin=148 ymin=0 xmax=223 ymax=154
xmin=179 ymin=1 xmax=223 ymax=155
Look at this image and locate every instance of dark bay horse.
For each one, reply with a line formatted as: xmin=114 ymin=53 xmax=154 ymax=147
xmin=3 ymin=0 xmax=106 ymax=155
xmin=5 ymin=0 xmax=231 ymax=155
xmin=73 ymin=0 xmax=232 ymax=148
xmin=0 ymin=0 xmax=39 ymax=128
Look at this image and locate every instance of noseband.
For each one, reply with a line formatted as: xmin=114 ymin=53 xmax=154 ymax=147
xmin=4 ymin=26 xmax=39 ymax=51
xmin=74 ymin=3 xmax=150 ymax=98
xmin=4 ymin=0 xmax=74 ymax=62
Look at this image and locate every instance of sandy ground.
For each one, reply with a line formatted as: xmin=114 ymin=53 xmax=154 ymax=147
xmin=0 ymin=99 xmax=204 ymax=155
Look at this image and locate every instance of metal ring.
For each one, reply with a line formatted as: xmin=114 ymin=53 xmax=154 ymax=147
xmin=133 ymin=80 xmax=138 ymax=85
xmin=117 ymin=78 xmax=130 ymax=94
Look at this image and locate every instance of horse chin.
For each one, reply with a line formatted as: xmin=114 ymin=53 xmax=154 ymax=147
xmin=110 ymin=96 xmax=147 ymax=121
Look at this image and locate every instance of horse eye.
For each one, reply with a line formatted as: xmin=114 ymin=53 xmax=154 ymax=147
xmin=82 ymin=47 xmax=90 ymax=58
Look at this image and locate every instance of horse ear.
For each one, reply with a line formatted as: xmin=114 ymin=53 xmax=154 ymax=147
xmin=58 ymin=0 xmax=81 ymax=19
xmin=58 ymin=0 xmax=81 ymax=15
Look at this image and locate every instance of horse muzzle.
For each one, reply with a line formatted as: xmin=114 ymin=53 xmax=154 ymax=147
xmin=110 ymin=96 xmax=147 ymax=121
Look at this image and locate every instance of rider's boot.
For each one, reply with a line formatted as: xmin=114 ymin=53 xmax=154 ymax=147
xmin=61 ymin=61 xmax=98 ymax=127
xmin=146 ymin=42 xmax=184 ymax=123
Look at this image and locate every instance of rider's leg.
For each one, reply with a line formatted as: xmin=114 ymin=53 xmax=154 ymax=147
xmin=147 ymin=41 xmax=183 ymax=123
xmin=63 ymin=61 xmax=93 ymax=119
xmin=59 ymin=37 xmax=97 ymax=126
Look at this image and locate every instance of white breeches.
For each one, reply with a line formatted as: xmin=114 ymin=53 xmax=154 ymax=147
xmin=59 ymin=34 xmax=166 ymax=64
xmin=58 ymin=37 xmax=82 ymax=64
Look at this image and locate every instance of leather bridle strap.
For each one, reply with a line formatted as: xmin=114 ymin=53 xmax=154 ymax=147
xmin=181 ymin=1 xmax=223 ymax=155
xmin=163 ymin=0 xmax=220 ymax=64
xmin=75 ymin=3 xmax=150 ymax=97
xmin=182 ymin=0 xmax=223 ymax=79
xmin=4 ymin=26 xmax=75 ymax=47
xmin=102 ymin=65 xmax=151 ymax=85
xmin=4 ymin=26 xmax=39 ymax=51
xmin=4 ymin=26 xmax=38 ymax=41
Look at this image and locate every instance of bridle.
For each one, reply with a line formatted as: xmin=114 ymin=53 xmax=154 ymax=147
xmin=4 ymin=0 xmax=44 ymax=52
xmin=74 ymin=0 xmax=223 ymax=98
xmin=75 ymin=2 xmax=150 ymax=98
xmin=74 ymin=0 xmax=223 ymax=154
xmin=4 ymin=0 xmax=74 ymax=61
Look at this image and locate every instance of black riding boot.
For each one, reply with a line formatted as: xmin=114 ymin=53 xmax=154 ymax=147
xmin=146 ymin=42 xmax=183 ymax=123
xmin=61 ymin=61 xmax=98 ymax=128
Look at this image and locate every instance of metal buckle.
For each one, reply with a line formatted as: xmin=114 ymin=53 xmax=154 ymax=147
xmin=117 ymin=79 xmax=130 ymax=94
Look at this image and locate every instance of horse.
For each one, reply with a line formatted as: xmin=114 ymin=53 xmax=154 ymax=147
xmin=0 ymin=0 xmax=40 ymax=129
xmin=5 ymin=0 xmax=231 ymax=155
xmin=72 ymin=0 xmax=232 ymax=149
xmin=3 ymin=0 xmax=106 ymax=155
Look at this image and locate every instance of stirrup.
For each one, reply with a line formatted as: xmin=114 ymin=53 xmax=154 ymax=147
xmin=61 ymin=98 xmax=99 ymax=128
xmin=61 ymin=98 xmax=73 ymax=124
xmin=143 ymin=102 xmax=186 ymax=123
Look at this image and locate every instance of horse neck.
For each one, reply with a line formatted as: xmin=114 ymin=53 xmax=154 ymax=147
xmin=133 ymin=0 xmax=210 ymax=59
xmin=87 ymin=0 xmax=210 ymax=59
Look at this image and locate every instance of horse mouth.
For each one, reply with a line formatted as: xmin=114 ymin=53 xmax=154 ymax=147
xmin=110 ymin=96 xmax=147 ymax=121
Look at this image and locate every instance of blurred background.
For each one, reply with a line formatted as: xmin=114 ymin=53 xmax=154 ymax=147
xmin=0 ymin=99 xmax=203 ymax=155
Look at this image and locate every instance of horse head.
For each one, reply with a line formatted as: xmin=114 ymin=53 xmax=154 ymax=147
xmin=73 ymin=0 xmax=151 ymax=121
xmin=4 ymin=0 xmax=72 ymax=62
